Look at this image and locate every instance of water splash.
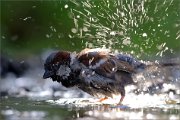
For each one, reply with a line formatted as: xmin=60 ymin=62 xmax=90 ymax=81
xmin=67 ymin=0 xmax=179 ymax=57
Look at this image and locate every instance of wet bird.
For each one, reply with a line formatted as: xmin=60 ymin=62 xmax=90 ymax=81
xmin=43 ymin=48 xmax=178 ymax=104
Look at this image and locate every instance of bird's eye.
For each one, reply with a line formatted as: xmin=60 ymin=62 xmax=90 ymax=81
xmin=52 ymin=63 xmax=59 ymax=71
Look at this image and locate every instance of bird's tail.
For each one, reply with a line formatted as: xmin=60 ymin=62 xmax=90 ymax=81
xmin=134 ymin=59 xmax=180 ymax=73
xmin=116 ymin=53 xmax=180 ymax=72
xmin=144 ymin=60 xmax=180 ymax=72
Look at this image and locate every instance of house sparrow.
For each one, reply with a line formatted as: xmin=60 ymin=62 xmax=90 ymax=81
xmin=43 ymin=48 xmax=178 ymax=104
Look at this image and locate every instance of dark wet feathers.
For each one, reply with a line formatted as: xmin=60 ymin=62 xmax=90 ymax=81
xmin=76 ymin=49 xmax=139 ymax=97
xmin=77 ymin=49 xmax=137 ymax=79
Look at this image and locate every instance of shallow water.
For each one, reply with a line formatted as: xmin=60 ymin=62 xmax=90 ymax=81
xmin=0 ymin=97 xmax=76 ymax=120
xmin=1 ymin=96 xmax=179 ymax=120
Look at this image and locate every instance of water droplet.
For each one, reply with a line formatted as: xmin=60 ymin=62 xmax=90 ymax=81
xmin=23 ymin=17 xmax=32 ymax=21
xmin=32 ymin=6 xmax=36 ymax=8
xmin=122 ymin=37 xmax=131 ymax=45
xmin=46 ymin=34 xmax=50 ymax=38
xmin=49 ymin=26 xmax=56 ymax=32
xmin=142 ymin=33 xmax=147 ymax=37
xmin=2 ymin=36 xmax=5 ymax=39
xmin=64 ymin=4 xmax=68 ymax=9
xmin=83 ymin=27 xmax=88 ymax=32
xmin=71 ymin=28 xmax=77 ymax=33
xmin=110 ymin=31 xmax=116 ymax=36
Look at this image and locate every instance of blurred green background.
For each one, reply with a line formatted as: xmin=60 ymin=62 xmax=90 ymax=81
xmin=1 ymin=0 xmax=180 ymax=58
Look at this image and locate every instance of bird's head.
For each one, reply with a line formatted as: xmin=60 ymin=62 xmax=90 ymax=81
xmin=43 ymin=51 xmax=74 ymax=82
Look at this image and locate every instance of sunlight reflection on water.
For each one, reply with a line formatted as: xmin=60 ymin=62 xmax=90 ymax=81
xmin=46 ymin=95 xmax=179 ymax=120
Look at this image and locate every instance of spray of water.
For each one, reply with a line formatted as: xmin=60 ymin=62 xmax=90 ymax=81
xmin=67 ymin=0 xmax=179 ymax=57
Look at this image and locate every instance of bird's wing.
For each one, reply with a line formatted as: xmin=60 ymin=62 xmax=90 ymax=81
xmin=77 ymin=49 xmax=135 ymax=96
xmin=78 ymin=68 xmax=117 ymax=97
xmin=77 ymin=49 xmax=135 ymax=79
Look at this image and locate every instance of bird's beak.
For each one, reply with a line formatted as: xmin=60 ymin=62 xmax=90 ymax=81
xmin=43 ymin=70 xmax=54 ymax=79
